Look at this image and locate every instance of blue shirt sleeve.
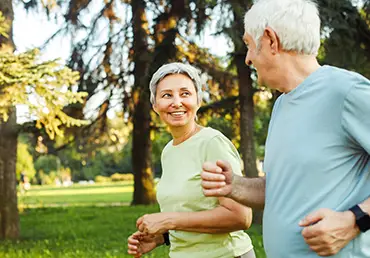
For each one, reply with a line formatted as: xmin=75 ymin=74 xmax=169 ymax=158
xmin=342 ymin=80 xmax=370 ymax=154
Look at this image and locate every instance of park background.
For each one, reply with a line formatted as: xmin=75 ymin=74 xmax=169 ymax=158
xmin=0 ymin=0 xmax=369 ymax=257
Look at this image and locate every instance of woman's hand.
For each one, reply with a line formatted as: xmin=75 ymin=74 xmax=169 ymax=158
xmin=127 ymin=231 xmax=163 ymax=257
xmin=136 ymin=212 xmax=175 ymax=235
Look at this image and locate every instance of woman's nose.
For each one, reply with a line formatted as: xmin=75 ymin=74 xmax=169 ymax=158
xmin=171 ymin=96 xmax=183 ymax=108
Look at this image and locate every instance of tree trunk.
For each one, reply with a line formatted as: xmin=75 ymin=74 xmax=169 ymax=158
xmin=0 ymin=111 xmax=19 ymax=240
xmin=130 ymin=0 xmax=156 ymax=205
xmin=130 ymin=0 xmax=183 ymax=205
xmin=0 ymin=0 xmax=20 ymax=240
xmin=235 ymin=55 xmax=262 ymax=224
xmin=232 ymin=1 xmax=262 ymax=224
xmin=236 ymin=56 xmax=258 ymax=178
xmin=231 ymin=1 xmax=258 ymax=179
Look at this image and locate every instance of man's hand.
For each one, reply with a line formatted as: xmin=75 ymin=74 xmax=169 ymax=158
xmin=201 ymin=160 xmax=234 ymax=197
xmin=136 ymin=212 xmax=175 ymax=235
xmin=300 ymin=208 xmax=360 ymax=256
xmin=127 ymin=231 xmax=162 ymax=257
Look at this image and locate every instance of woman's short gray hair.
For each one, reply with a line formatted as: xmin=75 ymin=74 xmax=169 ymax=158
xmin=149 ymin=62 xmax=203 ymax=104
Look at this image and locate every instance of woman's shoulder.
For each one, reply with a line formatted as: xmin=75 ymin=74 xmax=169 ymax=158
xmin=202 ymin=127 xmax=232 ymax=144
xmin=161 ymin=139 xmax=174 ymax=156
xmin=200 ymin=127 xmax=224 ymax=139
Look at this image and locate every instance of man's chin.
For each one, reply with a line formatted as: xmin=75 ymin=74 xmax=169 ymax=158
xmin=256 ymin=76 xmax=264 ymax=87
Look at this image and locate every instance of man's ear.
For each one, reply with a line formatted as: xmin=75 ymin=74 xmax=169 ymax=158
xmin=264 ymin=27 xmax=280 ymax=54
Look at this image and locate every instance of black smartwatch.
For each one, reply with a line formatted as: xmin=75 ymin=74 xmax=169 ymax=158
xmin=349 ymin=204 xmax=370 ymax=232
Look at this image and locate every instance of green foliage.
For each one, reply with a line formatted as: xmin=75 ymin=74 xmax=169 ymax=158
xmin=94 ymin=173 xmax=134 ymax=184
xmin=318 ymin=0 xmax=370 ymax=77
xmin=0 ymin=48 xmax=89 ymax=139
xmin=34 ymin=155 xmax=60 ymax=174
xmin=94 ymin=175 xmax=112 ymax=183
xmin=0 ymin=11 xmax=88 ymax=139
xmin=80 ymin=150 xmax=131 ymax=180
xmin=110 ymin=173 xmax=133 ymax=182
xmin=253 ymin=91 xmax=273 ymax=159
xmin=151 ymin=130 xmax=172 ymax=177
xmin=16 ymin=142 xmax=36 ymax=181
xmin=0 ymin=12 xmax=9 ymax=38
xmin=206 ymin=116 xmax=235 ymax=140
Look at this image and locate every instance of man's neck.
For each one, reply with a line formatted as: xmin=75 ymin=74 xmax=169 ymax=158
xmin=275 ymin=54 xmax=321 ymax=94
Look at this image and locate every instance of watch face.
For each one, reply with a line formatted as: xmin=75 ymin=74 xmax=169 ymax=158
xmin=358 ymin=215 xmax=370 ymax=232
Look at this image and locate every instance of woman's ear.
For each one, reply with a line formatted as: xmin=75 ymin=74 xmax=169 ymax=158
xmin=153 ymin=103 xmax=158 ymax=114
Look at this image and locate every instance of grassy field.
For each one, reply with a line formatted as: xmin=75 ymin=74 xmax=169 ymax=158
xmin=3 ymin=183 xmax=266 ymax=258
xmin=18 ymin=182 xmax=133 ymax=207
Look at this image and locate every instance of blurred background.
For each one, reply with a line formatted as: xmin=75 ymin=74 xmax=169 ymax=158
xmin=0 ymin=0 xmax=369 ymax=257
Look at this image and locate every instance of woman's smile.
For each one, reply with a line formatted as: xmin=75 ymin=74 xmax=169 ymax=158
xmin=153 ymin=73 xmax=199 ymax=129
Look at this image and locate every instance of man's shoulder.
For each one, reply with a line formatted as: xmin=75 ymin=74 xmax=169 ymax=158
xmin=323 ymin=65 xmax=369 ymax=88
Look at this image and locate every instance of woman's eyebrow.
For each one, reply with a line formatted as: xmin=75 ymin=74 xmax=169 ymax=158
xmin=159 ymin=89 xmax=172 ymax=92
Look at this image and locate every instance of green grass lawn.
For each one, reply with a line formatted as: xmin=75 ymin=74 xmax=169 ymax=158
xmin=1 ymin=206 xmax=170 ymax=258
xmin=5 ymin=183 xmax=266 ymax=257
xmin=19 ymin=182 xmax=133 ymax=207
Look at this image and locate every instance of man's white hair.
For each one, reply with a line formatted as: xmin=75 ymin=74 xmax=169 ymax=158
xmin=244 ymin=0 xmax=321 ymax=55
xmin=149 ymin=62 xmax=203 ymax=104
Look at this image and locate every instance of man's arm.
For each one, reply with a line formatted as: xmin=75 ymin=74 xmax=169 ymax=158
xmin=359 ymin=197 xmax=370 ymax=214
xmin=229 ymin=175 xmax=265 ymax=210
xmin=201 ymin=160 xmax=265 ymax=210
xmin=300 ymin=197 xmax=370 ymax=257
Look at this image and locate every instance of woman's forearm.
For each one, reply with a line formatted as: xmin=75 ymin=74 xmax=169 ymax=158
xmin=168 ymin=206 xmax=250 ymax=234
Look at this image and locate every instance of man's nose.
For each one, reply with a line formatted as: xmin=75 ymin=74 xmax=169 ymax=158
xmin=245 ymin=51 xmax=252 ymax=66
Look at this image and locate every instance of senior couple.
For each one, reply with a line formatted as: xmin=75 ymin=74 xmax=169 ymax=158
xmin=127 ymin=0 xmax=370 ymax=257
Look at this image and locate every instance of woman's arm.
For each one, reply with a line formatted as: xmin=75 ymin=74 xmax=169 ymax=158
xmin=127 ymin=231 xmax=164 ymax=257
xmin=137 ymin=197 xmax=252 ymax=234
xmin=171 ymin=197 xmax=252 ymax=233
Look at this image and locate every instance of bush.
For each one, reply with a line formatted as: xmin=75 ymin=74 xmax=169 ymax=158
xmin=94 ymin=175 xmax=111 ymax=183
xmin=110 ymin=173 xmax=133 ymax=182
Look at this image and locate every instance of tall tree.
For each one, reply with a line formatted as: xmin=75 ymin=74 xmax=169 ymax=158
xmin=0 ymin=0 xmax=19 ymax=240
xmin=130 ymin=0 xmax=156 ymax=204
xmin=318 ymin=0 xmax=370 ymax=77
xmin=52 ymin=0 xmax=218 ymax=204
xmin=0 ymin=4 xmax=87 ymax=238
xmin=229 ymin=0 xmax=259 ymax=179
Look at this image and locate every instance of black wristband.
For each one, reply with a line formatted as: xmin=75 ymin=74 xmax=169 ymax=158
xmin=349 ymin=204 xmax=370 ymax=233
xmin=163 ymin=232 xmax=170 ymax=246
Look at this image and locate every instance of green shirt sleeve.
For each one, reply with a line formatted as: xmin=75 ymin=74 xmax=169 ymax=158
xmin=342 ymin=81 xmax=370 ymax=154
xmin=204 ymin=134 xmax=243 ymax=176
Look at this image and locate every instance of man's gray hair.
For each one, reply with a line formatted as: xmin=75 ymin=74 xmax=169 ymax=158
xmin=149 ymin=62 xmax=203 ymax=104
xmin=244 ymin=0 xmax=321 ymax=55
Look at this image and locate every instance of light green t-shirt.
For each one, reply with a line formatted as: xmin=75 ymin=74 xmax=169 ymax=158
xmin=156 ymin=127 xmax=253 ymax=258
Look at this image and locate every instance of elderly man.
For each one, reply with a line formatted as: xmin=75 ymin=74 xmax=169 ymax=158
xmin=201 ymin=0 xmax=370 ymax=257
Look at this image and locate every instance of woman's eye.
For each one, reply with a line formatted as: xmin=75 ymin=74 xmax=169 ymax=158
xmin=162 ymin=93 xmax=171 ymax=98
xmin=182 ymin=92 xmax=190 ymax=96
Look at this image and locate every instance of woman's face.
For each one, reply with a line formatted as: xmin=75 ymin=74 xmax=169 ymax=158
xmin=153 ymin=73 xmax=200 ymax=129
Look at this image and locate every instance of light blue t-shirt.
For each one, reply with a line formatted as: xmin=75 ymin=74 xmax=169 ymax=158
xmin=263 ymin=65 xmax=370 ymax=258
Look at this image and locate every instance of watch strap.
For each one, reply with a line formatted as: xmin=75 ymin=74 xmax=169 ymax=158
xmin=349 ymin=204 xmax=370 ymax=233
xmin=163 ymin=232 xmax=170 ymax=246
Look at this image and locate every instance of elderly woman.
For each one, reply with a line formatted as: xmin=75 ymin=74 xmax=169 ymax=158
xmin=127 ymin=63 xmax=255 ymax=258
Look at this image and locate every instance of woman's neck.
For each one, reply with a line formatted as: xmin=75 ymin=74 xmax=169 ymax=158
xmin=171 ymin=122 xmax=202 ymax=145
